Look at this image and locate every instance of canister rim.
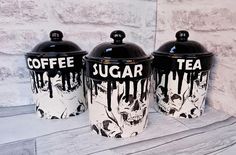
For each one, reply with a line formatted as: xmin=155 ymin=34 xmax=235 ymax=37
xmin=25 ymin=50 xmax=88 ymax=57
xmin=83 ymin=55 xmax=153 ymax=64
xmin=152 ymin=51 xmax=213 ymax=58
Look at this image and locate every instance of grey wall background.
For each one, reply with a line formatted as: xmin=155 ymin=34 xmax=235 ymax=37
xmin=0 ymin=0 xmax=235 ymax=116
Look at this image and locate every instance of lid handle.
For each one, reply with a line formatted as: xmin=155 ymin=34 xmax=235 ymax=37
xmin=176 ymin=30 xmax=189 ymax=42
xmin=50 ymin=30 xmax=63 ymax=41
xmin=110 ymin=30 xmax=125 ymax=44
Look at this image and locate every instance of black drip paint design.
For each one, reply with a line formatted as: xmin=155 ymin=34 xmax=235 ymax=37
xmin=200 ymin=71 xmax=208 ymax=85
xmin=90 ymin=80 xmax=93 ymax=104
xmin=206 ymin=72 xmax=209 ymax=90
xmin=40 ymin=73 xmax=44 ymax=88
xmin=189 ymin=70 xmax=199 ymax=96
xmin=155 ymin=69 xmax=205 ymax=97
xmin=133 ymin=81 xmax=138 ymax=99
xmin=145 ymin=78 xmax=149 ymax=100
xmin=156 ymin=70 xmax=170 ymax=96
xmin=125 ymin=81 xmax=130 ymax=103
xmin=61 ymin=73 xmax=66 ymax=91
xmin=200 ymin=72 xmax=203 ymax=82
xmin=140 ymin=79 xmax=145 ymax=100
xmin=76 ymin=70 xmax=81 ymax=86
xmin=82 ymin=71 xmax=86 ymax=98
xmin=94 ymin=81 xmax=98 ymax=95
xmin=72 ymin=72 xmax=76 ymax=82
xmin=154 ymin=68 xmax=158 ymax=89
xmin=173 ymin=71 xmax=176 ymax=80
xmin=66 ymin=73 xmax=71 ymax=90
xmin=30 ymin=70 xmax=84 ymax=98
xmin=36 ymin=73 xmax=40 ymax=88
xmin=158 ymin=70 xmax=163 ymax=87
xmin=187 ymin=72 xmax=191 ymax=84
xmin=177 ymin=71 xmax=184 ymax=94
xmin=31 ymin=71 xmax=38 ymax=93
xmin=112 ymin=81 xmax=117 ymax=90
xmin=164 ymin=71 xmax=170 ymax=96
xmin=107 ymin=81 xmax=112 ymax=111
xmin=48 ymin=76 xmax=53 ymax=98
xmin=89 ymin=78 xmax=150 ymax=112
xmin=154 ymin=56 xmax=213 ymax=100
xmin=190 ymin=72 xmax=195 ymax=96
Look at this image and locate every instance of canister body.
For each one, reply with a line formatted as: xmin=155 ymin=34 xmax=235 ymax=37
xmin=153 ymin=56 xmax=212 ymax=118
xmin=26 ymin=55 xmax=87 ymax=119
xmin=85 ymin=60 xmax=152 ymax=138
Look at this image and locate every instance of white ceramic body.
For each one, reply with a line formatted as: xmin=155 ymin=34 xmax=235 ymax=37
xmin=30 ymin=70 xmax=87 ymax=119
xmin=153 ymin=70 xmax=210 ymax=118
xmin=87 ymin=78 xmax=151 ymax=138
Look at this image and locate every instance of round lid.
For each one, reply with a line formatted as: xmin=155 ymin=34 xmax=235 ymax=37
xmin=28 ymin=30 xmax=87 ymax=56
xmin=86 ymin=30 xmax=149 ymax=61
xmin=153 ymin=30 xmax=213 ymax=57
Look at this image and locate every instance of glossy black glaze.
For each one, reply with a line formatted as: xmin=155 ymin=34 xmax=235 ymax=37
xmin=25 ymin=30 xmax=87 ymax=98
xmin=30 ymin=30 xmax=86 ymax=54
xmin=87 ymin=30 xmax=148 ymax=60
xmin=87 ymin=43 xmax=149 ymax=60
xmin=154 ymin=30 xmax=210 ymax=56
xmin=85 ymin=30 xmax=153 ymax=111
xmin=110 ymin=30 xmax=126 ymax=44
xmin=50 ymin=30 xmax=63 ymax=41
xmin=152 ymin=30 xmax=213 ymax=97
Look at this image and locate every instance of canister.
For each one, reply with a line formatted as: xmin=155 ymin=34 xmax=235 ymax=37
xmin=25 ymin=30 xmax=87 ymax=119
xmin=84 ymin=30 xmax=153 ymax=138
xmin=152 ymin=30 xmax=213 ymax=118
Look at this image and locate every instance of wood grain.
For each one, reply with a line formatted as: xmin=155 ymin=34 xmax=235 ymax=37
xmin=0 ymin=139 xmax=36 ymax=155
xmin=0 ymin=104 xmax=34 ymax=117
xmin=0 ymin=106 xmax=234 ymax=155
xmin=36 ymin=107 xmax=233 ymax=155
xmin=98 ymin=117 xmax=236 ymax=155
xmin=0 ymin=111 xmax=89 ymax=145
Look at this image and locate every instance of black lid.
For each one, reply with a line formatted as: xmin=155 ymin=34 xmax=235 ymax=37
xmin=28 ymin=30 xmax=87 ymax=56
xmin=85 ymin=30 xmax=150 ymax=62
xmin=153 ymin=30 xmax=213 ymax=57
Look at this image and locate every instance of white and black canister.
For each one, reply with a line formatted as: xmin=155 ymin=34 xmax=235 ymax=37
xmin=25 ymin=30 xmax=88 ymax=119
xmin=84 ymin=30 xmax=153 ymax=138
xmin=152 ymin=30 xmax=213 ymax=118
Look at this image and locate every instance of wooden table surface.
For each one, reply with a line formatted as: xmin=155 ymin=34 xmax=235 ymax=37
xmin=0 ymin=105 xmax=235 ymax=155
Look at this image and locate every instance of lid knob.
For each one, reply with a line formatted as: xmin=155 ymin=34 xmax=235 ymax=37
xmin=110 ymin=30 xmax=125 ymax=44
xmin=176 ymin=30 xmax=189 ymax=42
xmin=50 ymin=30 xmax=63 ymax=41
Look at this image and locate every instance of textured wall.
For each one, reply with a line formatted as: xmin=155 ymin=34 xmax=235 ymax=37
xmin=156 ymin=0 xmax=236 ymax=116
xmin=0 ymin=0 xmax=235 ymax=116
xmin=0 ymin=0 xmax=156 ymax=106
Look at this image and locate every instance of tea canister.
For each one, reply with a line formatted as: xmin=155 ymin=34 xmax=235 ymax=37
xmin=152 ymin=30 xmax=213 ymax=118
xmin=25 ymin=30 xmax=88 ymax=119
xmin=84 ymin=30 xmax=153 ymax=138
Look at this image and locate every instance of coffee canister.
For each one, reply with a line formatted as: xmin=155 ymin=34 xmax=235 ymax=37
xmin=152 ymin=30 xmax=213 ymax=118
xmin=25 ymin=30 xmax=88 ymax=119
xmin=84 ymin=30 xmax=153 ymax=138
